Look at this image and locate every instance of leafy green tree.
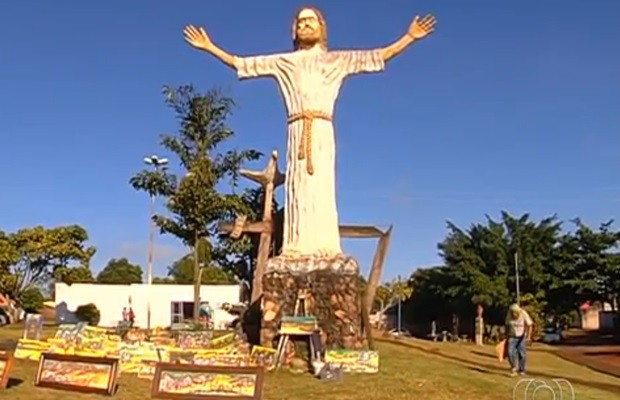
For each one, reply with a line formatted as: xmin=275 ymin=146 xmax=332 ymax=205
xmin=130 ymin=85 xmax=260 ymax=322
xmin=373 ymin=284 xmax=392 ymax=312
xmin=0 ymin=225 xmax=96 ymax=301
xmin=152 ymin=276 xmax=176 ymax=284
xmin=553 ymin=219 xmax=620 ymax=313
xmin=96 ymin=258 xmax=143 ymax=284
xmin=53 ymin=266 xmax=95 ymax=285
xmin=437 ymin=212 xmax=563 ymax=324
xmin=404 ymin=266 xmax=453 ymax=324
xmin=21 ymin=287 xmax=44 ymax=313
xmin=167 ymin=254 xmax=236 ymax=284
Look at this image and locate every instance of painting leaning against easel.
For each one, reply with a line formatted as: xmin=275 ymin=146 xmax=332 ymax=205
xmin=279 ymin=316 xmax=317 ymax=335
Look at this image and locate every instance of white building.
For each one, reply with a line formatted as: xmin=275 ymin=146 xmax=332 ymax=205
xmin=54 ymin=283 xmax=242 ymax=329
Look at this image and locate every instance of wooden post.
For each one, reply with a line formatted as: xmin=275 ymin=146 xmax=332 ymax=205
xmin=219 ymin=150 xmax=284 ymax=303
xmin=364 ymin=226 xmax=393 ymax=315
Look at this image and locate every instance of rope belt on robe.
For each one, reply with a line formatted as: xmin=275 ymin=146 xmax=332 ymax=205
xmin=287 ymin=110 xmax=333 ymax=175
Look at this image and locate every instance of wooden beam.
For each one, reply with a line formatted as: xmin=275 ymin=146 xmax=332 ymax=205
xmin=220 ymin=222 xmax=389 ymax=239
xmin=340 ymin=225 xmax=388 ymax=238
xmin=230 ymin=214 xmax=247 ymax=239
xmin=364 ymin=225 xmax=393 ymax=316
xmin=218 ymin=220 xmax=272 ymax=235
xmin=239 ymin=150 xmax=285 ymax=188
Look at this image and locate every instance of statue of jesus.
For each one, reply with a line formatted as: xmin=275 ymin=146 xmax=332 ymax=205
xmin=184 ymin=7 xmax=436 ymax=259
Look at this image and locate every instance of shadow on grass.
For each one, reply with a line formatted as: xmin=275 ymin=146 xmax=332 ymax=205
xmin=0 ymin=340 xmax=17 ymax=351
xmin=376 ymin=337 xmax=620 ymax=394
xmin=471 ymin=350 xmax=496 ymax=359
xmin=7 ymin=378 xmax=24 ymax=389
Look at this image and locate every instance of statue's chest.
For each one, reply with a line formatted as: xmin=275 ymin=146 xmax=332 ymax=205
xmin=290 ymin=56 xmax=342 ymax=89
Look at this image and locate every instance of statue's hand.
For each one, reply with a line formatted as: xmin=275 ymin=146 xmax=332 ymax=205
xmin=184 ymin=25 xmax=213 ymax=51
xmin=408 ymin=14 xmax=436 ymax=40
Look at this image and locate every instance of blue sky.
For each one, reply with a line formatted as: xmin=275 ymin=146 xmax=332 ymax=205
xmin=1 ymin=0 xmax=619 ymax=282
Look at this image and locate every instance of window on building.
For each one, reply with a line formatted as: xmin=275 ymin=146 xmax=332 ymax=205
xmin=170 ymin=302 xmax=194 ymax=325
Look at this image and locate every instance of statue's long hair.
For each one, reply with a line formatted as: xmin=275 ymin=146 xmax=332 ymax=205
xmin=291 ymin=6 xmax=328 ymax=50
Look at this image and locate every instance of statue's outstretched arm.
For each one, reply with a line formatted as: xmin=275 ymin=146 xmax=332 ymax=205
xmin=184 ymin=25 xmax=235 ymax=69
xmin=381 ymin=14 xmax=436 ymax=62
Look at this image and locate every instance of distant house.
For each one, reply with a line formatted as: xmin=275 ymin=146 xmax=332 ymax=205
xmin=580 ymin=301 xmax=616 ymax=331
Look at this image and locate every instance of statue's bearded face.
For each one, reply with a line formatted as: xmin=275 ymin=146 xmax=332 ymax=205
xmin=295 ymin=9 xmax=321 ymax=46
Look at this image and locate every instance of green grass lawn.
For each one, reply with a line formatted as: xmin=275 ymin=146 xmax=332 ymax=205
xmin=2 ymin=324 xmax=619 ymax=399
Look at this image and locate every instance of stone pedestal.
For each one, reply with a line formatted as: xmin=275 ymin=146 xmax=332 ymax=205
xmin=260 ymin=254 xmax=366 ymax=350
xmin=475 ymin=317 xmax=484 ymax=346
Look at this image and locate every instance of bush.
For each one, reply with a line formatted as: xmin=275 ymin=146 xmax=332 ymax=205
xmin=21 ymin=287 xmax=44 ymax=314
xmin=75 ymin=303 xmax=101 ymax=326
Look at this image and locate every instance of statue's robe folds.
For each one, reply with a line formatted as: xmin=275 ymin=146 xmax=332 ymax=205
xmin=234 ymin=48 xmax=384 ymax=257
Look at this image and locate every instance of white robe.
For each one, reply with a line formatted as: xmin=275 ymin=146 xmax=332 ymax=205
xmin=234 ymin=47 xmax=384 ymax=257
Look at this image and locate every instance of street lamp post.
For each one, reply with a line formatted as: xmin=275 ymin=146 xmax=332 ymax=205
xmin=144 ymin=155 xmax=168 ymax=331
xmin=397 ymin=275 xmax=402 ymax=333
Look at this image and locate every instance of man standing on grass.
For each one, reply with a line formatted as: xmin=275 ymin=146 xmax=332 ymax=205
xmin=505 ymin=303 xmax=534 ymax=376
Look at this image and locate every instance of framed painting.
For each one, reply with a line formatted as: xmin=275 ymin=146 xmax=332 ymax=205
xmin=35 ymin=353 xmax=119 ymax=395
xmin=249 ymin=346 xmax=277 ymax=370
xmin=0 ymin=352 xmax=15 ymax=390
xmin=279 ymin=316 xmax=317 ymax=335
xmin=151 ymin=363 xmax=265 ymax=400
xmin=325 ymin=350 xmax=379 ymax=373
xmin=177 ymin=331 xmax=212 ymax=349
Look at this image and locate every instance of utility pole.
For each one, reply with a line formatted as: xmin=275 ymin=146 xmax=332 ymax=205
xmin=143 ymin=155 xmax=168 ymax=331
xmin=397 ymin=275 xmax=402 ymax=333
xmin=514 ymin=252 xmax=521 ymax=305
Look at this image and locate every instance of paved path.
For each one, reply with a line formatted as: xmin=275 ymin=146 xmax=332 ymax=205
xmin=555 ymin=330 xmax=620 ymax=378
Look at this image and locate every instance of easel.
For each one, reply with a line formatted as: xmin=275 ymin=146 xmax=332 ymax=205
xmin=274 ymin=289 xmax=320 ymax=369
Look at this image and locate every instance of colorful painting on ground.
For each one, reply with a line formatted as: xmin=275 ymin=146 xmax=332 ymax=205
xmin=168 ymin=350 xmax=196 ymax=365
xmin=54 ymin=323 xmax=85 ymax=341
xmin=250 ymin=346 xmax=277 ymax=370
xmin=210 ymin=333 xmax=236 ymax=349
xmin=13 ymin=338 xmax=50 ymax=361
xmin=152 ymin=364 xmax=264 ymax=399
xmin=0 ymin=353 xmax=15 ymax=389
xmin=35 ymin=353 xmax=119 ymax=395
xmin=177 ymin=331 xmax=212 ymax=349
xmin=325 ymin=350 xmax=379 ymax=373
xmin=137 ymin=360 xmax=158 ymax=380
xmin=193 ymin=354 xmax=250 ymax=368
xmin=80 ymin=326 xmax=108 ymax=341
xmin=120 ymin=344 xmax=160 ymax=373
xmin=279 ymin=316 xmax=317 ymax=335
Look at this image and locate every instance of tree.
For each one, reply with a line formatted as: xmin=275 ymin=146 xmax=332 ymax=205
xmin=553 ymin=219 xmax=620 ymax=313
xmin=53 ymin=266 xmax=94 ymax=285
xmin=0 ymin=225 xmax=96 ymax=302
xmin=21 ymin=287 xmax=44 ymax=313
xmin=437 ymin=212 xmax=563 ymax=325
xmin=152 ymin=276 xmax=176 ymax=284
xmin=404 ymin=266 xmax=453 ymax=325
xmin=167 ymin=254 xmax=236 ymax=284
xmin=130 ymin=85 xmax=260 ymax=322
xmin=96 ymin=258 xmax=143 ymax=284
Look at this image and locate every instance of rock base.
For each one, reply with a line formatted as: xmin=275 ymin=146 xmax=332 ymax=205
xmin=260 ymin=254 xmax=366 ymax=350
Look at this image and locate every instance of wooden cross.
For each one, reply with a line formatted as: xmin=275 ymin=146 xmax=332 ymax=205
xmin=218 ymin=150 xmax=285 ymax=303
